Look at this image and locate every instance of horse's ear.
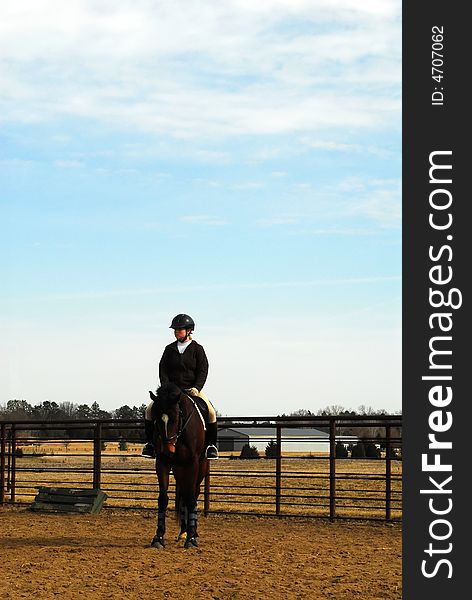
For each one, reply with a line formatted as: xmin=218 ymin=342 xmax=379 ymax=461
xmin=149 ymin=390 xmax=158 ymax=401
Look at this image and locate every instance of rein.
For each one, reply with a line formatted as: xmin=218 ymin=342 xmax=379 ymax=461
xmin=161 ymin=395 xmax=197 ymax=449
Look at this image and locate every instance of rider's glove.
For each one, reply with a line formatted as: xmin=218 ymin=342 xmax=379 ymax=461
xmin=186 ymin=387 xmax=199 ymax=396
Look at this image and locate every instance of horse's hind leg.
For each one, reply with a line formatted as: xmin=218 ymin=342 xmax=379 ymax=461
xmin=193 ymin=460 xmax=208 ymax=540
xmin=177 ymin=503 xmax=187 ymax=541
xmin=151 ymin=465 xmax=169 ymax=549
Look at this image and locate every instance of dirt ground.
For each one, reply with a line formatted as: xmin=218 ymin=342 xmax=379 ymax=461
xmin=0 ymin=506 xmax=401 ymax=600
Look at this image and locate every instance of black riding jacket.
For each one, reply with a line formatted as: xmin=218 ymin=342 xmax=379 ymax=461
xmin=158 ymin=340 xmax=209 ymax=392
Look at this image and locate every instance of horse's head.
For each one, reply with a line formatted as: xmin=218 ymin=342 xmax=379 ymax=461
xmin=150 ymin=383 xmax=183 ymax=455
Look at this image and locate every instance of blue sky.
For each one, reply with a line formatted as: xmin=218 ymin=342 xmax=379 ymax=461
xmin=1 ymin=0 xmax=401 ymax=415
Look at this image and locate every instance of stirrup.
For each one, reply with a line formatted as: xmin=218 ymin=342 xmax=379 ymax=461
xmin=205 ymin=445 xmax=219 ymax=460
xmin=141 ymin=443 xmax=156 ymax=459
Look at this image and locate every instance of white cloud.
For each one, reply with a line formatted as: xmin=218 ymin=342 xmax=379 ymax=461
xmin=180 ymin=215 xmax=228 ymax=226
xmin=0 ymin=0 xmax=401 ymax=138
xmin=54 ymin=159 xmax=85 ymax=169
xmin=257 ymin=216 xmax=299 ymax=226
xmin=344 ymin=178 xmax=401 ymax=227
xmin=259 ymin=177 xmax=401 ymax=230
xmin=232 ymin=182 xmax=264 ymax=190
xmin=298 ymin=137 xmax=398 ymax=159
xmin=1 ymin=275 xmax=401 ymax=304
xmin=193 ymin=178 xmax=222 ymax=188
xmin=0 ymin=158 xmax=37 ymax=168
xmin=300 ymin=138 xmax=361 ymax=152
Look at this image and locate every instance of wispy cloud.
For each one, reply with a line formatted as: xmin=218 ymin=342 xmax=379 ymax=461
xmin=1 ymin=275 xmax=401 ymax=303
xmin=300 ymin=137 xmax=395 ymax=159
xmin=232 ymin=182 xmax=264 ymax=190
xmin=0 ymin=1 xmax=401 ymax=139
xmin=300 ymin=139 xmax=360 ymax=152
xmin=0 ymin=158 xmax=37 ymax=168
xmin=254 ymin=177 xmax=401 ymax=231
xmin=192 ymin=179 xmax=222 ymax=188
xmin=180 ymin=215 xmax=228 ymax=226
xmin=344 ymin=178 xmax=401 ymax=227
xmin=0 ymin=1 xmax=401 ymax=415
xmin=54 ymin=159 xmax=85 ymax=169
xmin=257 ymin=216 xmax=299 ymax=226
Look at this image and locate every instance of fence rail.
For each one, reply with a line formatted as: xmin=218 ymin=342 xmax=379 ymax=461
xmin=0 ymin=415 xmax=402 ymax=521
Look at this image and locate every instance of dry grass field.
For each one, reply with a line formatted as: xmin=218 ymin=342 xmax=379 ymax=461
xmin=6 ymin=441 xmax=402 ymax=521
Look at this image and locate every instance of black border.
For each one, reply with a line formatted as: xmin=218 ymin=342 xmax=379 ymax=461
xmin=403 ymin=2 xmax=468 ymax=596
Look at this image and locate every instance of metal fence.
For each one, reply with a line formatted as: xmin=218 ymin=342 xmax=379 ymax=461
xmin=0 ymin=415 xmax=402 ymax=521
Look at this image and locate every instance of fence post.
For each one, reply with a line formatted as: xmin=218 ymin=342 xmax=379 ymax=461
xmin=93 ymin=422 xmax=102 ymax=489
xmin=0 ymin=424 xmax=5 ymax=504
xmin=275 ymin=425 xmax=282 ymax=516
xmin=385 ymin=424 xmax=392 ymax=521
xmin=329 ymin=418 xmax=336 ymax=521
xmin=10 ymin=425 xmax=17 ymax=503
xmin=204 ymin=463 xmax=211 ymax=516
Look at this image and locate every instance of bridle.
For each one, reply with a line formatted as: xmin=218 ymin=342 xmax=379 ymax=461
xmin=159 ymin=395 xmax=197 ymax=452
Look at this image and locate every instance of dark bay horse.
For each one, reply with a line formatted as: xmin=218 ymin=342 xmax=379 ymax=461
xmin=149 ymin=382 xmax=209 ymax=549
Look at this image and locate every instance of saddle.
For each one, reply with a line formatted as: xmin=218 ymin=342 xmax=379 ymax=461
xmin=186 ymin=393 xmax=209 ymax=426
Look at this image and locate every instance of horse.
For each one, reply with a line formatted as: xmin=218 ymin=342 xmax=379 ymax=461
xmin=148 ymin=382 xmax=209 ymax=549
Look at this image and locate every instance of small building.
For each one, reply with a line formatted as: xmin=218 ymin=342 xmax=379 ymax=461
xmin=217 ymin=428 xmax=250 ymax=452
xmin=218 ymin=426 xmax=349 ymax=453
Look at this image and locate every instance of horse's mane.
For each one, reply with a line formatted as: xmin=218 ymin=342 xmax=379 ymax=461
xmin=155 ymin=383 xmax=181 ymax=412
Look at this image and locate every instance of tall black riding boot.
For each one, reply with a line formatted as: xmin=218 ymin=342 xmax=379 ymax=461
xmin=141 ymin=419 xmax=156 ymax=458
xmin=205 ymin=422 xmax=219 ymax=460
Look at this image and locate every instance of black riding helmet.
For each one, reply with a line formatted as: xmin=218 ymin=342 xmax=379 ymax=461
xmin=170 ymin=314 xmax=195 ymax=330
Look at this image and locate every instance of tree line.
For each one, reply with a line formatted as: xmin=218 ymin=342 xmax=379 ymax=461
xmin=0 ymin=399 xmax=147 ymax=442
xmin=286 ymin=404 xmax=402 ymax=417
xmin=0 ymin=399 xmax=146 ymax=422
xmin=1 ymin=399 xmax=401 ymax=446
xmin=1 ymin=400 xmax=401 ymax=422
xmin=286 ymin=404 xmax=402 ymax=456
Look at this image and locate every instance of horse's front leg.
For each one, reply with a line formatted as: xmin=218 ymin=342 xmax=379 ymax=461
xmin=177 ymin=489 xmax=187 ymax=541
xmin=184 ymin=499 xmax=198 ymax=548
xmin=194 ymin=458 xmax=209 ymax=540
xmin=151 ymin=463 xmax=169 ymax=549
xmin=174 ymin=464 xmax=199 ymax=548
xmin=184 ymin=466 xmax=199 ymax=548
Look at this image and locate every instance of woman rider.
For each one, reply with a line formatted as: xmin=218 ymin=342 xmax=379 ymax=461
xmin=142 ymin=313 xmax=219 ymax=460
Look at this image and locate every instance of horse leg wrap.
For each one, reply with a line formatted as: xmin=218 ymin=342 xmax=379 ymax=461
xmin=157 ymin=510 xmax=166 ymax=536
xmin=151 ymin=511 xmax=166 ymax=548
xmin=187 ymin=509 xmax=198 ymax=539
xmin=180 ymin=505 xmax=187 ymax=528
xmin=185 ymin=510 xmax=199 ymax=548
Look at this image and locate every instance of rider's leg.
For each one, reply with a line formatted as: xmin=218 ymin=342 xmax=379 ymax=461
xmin=142 ymin=402 xmax=156 ymax=458
xmin=196 ymin=391 xmax=219 ymax=459
xmin=205 ymin=422 xmax=219 ymax=459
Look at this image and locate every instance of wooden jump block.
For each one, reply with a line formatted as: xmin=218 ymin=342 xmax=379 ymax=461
xmin=30 ymin=487 xmax=108 ymax=514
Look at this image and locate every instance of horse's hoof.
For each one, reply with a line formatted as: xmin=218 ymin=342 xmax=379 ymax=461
xmin=184 ymin=537 xmax=198 ymax=549
xmin=150 ymin=536 xmax=165 ymax=549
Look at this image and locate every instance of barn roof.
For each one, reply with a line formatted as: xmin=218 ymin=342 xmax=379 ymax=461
xmin=217 ymin=427 xmax=250 ymax=438
xmin=219 ymin=427 xmax=330 ymax=438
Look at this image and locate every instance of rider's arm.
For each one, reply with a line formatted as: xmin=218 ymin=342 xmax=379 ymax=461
xmin=193 ymin=344 xmax=209 ymax=392
xmin=159 ymin=347 xmax=170 ymax=385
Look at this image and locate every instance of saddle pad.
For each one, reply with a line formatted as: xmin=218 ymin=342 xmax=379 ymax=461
xmin=189 ymin=395 xmax=209 ymax=423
